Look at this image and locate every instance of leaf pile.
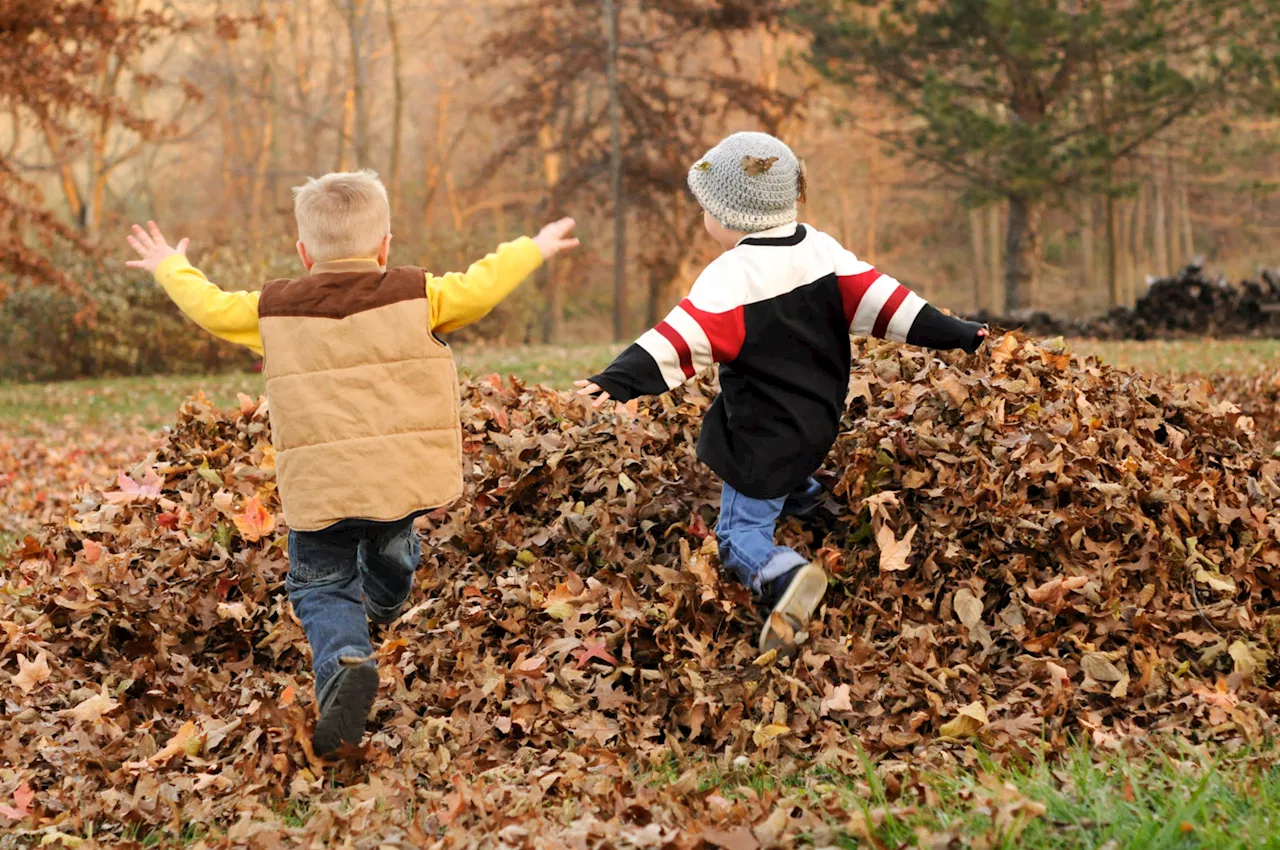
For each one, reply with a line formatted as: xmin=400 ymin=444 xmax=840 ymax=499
xmin=1 ymin=422 xmax=153 ymax=542
xmin=977 ymin=263 xmax=1280 ymax=339
xmin=4 ymin=335 xmax=1280 ymax=845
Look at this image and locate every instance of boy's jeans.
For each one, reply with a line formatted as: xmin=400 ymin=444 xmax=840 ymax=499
xmin=716 ymin=477 xmax=823 ymax=594
xmin=285 ymin=517 xmax=421 ymax=695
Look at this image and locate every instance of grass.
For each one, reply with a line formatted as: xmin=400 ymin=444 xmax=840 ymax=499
xmin=1 ymin=339 xmax=1274 ymax=433
xmin=636 ymin=742 xmax=1280 ymax=849
xmin=1074 ymin=338 xmax=1280 ymax=377
xmin=0 ymin=344 xmax=618 ymax=432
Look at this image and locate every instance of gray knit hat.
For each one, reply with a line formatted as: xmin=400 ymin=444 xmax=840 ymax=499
xmin=688 ymin=131 xmax=804 ymax=233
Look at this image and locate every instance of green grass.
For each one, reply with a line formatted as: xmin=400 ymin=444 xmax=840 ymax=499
xmin=1074 ymin=338 xmax=1280 ymax=377
xmin=0 ymin=344 xmax=618 ymax=431
xmin=639 ymin=742 xmax=1280 ymax=849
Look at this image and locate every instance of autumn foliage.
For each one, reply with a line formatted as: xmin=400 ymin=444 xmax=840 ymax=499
xmin=1 ymin=335 xmax=1278 ymax=843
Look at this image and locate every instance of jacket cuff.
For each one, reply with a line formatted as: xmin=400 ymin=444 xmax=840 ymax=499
xmin=588 ymin=373 xmax=635 ymax=404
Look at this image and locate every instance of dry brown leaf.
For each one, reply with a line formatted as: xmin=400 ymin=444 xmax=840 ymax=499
xmin=876 ymin=524 xmax=917 ymax=572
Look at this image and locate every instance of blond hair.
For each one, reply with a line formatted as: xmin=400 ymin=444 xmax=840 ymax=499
xmin=292 ymin=170 xmax=391 ymax=263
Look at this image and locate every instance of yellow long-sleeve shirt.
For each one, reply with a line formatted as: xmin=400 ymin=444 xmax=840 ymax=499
xmin=153 ymin=238 xmax=545 ymax=357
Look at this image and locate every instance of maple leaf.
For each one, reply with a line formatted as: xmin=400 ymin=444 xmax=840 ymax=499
xmin=80 ymin=539 xmax=103 ymax=564
xmin=938 ymin=701 xmax=988 ymax=739
xmin=232 ymin=495 xmax=275 ymax=542
xmin=0 ymin=783 xmax=34 ymax=822
xmin=12 ymin=652 xmax=51 ymax=695
xmin=573 ymin=636 xmax=619 ymax=669
xmin=105 ymin=468 xmax=163 ymax=503
xmin=62 ymin=688 xmax=119 ymax=724
xmin=875 ymin=523 xmax=917 ymax=572
xmin=820 ymin=683 xmax=853 ymax=716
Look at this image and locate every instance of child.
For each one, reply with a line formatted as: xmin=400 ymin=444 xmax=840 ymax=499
xmin=126 ymin=170 xmax=579 ymax=754
xmin=576 ymin=132 xmax=986 ymax=654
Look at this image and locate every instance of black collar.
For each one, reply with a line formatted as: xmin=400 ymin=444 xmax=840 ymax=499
xmin=739 ymin=224 xmax=807 ymax=247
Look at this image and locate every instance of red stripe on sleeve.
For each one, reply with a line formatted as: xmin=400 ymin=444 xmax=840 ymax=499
xmin=872 ymin=285 xmax=909 ymax=339
xmin=678 ymin=299 xmax=745 ymax=362
xmin=837 ymin=269 xmax=881 ymax=324
xmin=655 ymin=321 xmax=696 ymax=378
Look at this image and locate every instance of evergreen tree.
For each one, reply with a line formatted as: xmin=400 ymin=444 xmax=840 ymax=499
xmin=796 ymin=0 xmax=1280 ymax=309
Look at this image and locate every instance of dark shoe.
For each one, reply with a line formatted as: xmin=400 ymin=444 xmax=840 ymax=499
xmin=313 ymin=658 xmax=379 ymax=756
xmin=758 ymin=562 xmax=828 ymax=654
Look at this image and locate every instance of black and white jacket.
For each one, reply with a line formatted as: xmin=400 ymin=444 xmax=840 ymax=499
xmin=590 ymin=223 xmax=985 ymax=500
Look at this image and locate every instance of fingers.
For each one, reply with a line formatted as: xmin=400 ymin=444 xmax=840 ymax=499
xmin=131 ymin=224 xmax=154 ymax=252
xmin=552 ymin=217 xmax=576 ymax=237
xmin=125 ymin=260 xmax=147 ymax=270
xmin=574 ymin=381 xmax=601 ymax=396
xmin=592 ymin=391 xmax=612 ymax=409
xmin=176 ymin=238 xmax=190 ymax=255
xmin=126 ymin=234 xmax=146 ymax=257
xmin=147 ymin=221 xmax=168 ymax=248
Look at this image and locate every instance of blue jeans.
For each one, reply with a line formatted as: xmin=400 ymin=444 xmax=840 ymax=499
xmin=717 ymin=478 xmax=823 ymax=593
xmin=285 ymin=516 xmax=421 ymax=694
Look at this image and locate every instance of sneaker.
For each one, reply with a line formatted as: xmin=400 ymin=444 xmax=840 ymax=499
xmin=758 ymin=562 xmax=828 ymax=655
xmin=313 ymin=657 xmax=379 ymax=756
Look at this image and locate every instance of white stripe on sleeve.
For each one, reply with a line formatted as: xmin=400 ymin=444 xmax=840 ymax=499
xmin=636 ymin=328 xmax=687 ymax=390
xmin=885 ymin=291 xmax=927 ymax=343
xmin=665 ymin=305 xmax=714 ymax=374
xmin=850 ymin=274 xmax=898 ymax=337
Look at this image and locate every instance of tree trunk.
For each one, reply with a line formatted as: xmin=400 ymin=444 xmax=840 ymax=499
xmin=988 ymin=203 xmax=1003 ymax=313
xmin=345 ymin=0 xmax=371 ymax=168
xmin=1080 ymin=196 xmax=1094 ymax=290
xmin=1180 ymin=185 xmax=1194 ymax=265
xmin=385 ymin=0 xmax=404 ymax=211
xmin=1136 ymin=183 xmax=1146 ymax=305
xmin=1153 ymin=174 xmax=1169 ymax=276
xmin=604 ymin=0 xmax=626 ymax=340
xmin=1003 ymin=195 xmax=1041 ymax=311
xmin=537 ymin=123 xmax=563 ymax=343
xmin=969 ymin=208 xmax=985 ymax=312
xmin=1106 ymin=191 xmax=1121 ymax=307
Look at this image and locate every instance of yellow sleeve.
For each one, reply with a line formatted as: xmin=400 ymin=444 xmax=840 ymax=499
xmin=427 ymin=237 xmax=544 ymax=333
xmin=154 ymin=254 xmax=263 ymax=355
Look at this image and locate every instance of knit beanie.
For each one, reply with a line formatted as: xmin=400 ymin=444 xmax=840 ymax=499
xmin=687 ymin=131 xmax=804 ymax=233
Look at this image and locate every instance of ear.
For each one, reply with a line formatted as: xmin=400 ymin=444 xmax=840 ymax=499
xmin=297 ymin=241 xmax=313 ymax=271
xmin=378 ymin=234 xmax=392 ymax=268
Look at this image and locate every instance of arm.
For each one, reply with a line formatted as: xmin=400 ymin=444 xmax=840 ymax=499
xmin=579 ymin=256 xmax=746 ymax=404
xmin=833 ymin=245 xmax=985 ymax=353
xmin=428 ymin=218 xmax=578 ymax=334
xmin=127 ymin=223 xmax=263 ymax=355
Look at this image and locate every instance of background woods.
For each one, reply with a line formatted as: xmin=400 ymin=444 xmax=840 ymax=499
xmin=2 ymin=0 xmax=1280 ymax=380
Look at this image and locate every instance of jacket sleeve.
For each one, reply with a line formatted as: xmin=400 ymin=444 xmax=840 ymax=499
xmin=154 ymin=254 xmax=263 ymax=355
xmin=832 ymin=245 xmax=985 ymax=354
xmin=426 ymin=237 xmax=544 ymax=333
xmin=589 ymin=255 xmax=747 ymax=403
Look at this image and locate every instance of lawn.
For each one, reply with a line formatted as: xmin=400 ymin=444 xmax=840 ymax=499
xmin=1 ymin=338 xmax=1274 ymax=432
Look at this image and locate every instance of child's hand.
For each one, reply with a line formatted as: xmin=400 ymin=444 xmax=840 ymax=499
xmin=574 ymin=380 xmax=612 ymax=409
xmin=126 ymin=221 xmax=189 ymax=275
xmin=533 ymin=217 xmax=580 ymax=260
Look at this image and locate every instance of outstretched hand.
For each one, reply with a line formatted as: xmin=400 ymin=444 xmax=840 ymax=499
xmin=126 ymin=222 xmax=189 ymax=275
xmin=533 ymin=217 xmax=580 ymax=260
xmin=574 ymin=380 xmax=612 ymax=409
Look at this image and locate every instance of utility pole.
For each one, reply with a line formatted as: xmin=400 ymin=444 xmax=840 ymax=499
xmin=604 ymin=0 xmax=626 ymax=339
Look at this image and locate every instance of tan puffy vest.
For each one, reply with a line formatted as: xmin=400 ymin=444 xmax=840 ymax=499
xmin=258 ymin=263 xmax=462 ymax=531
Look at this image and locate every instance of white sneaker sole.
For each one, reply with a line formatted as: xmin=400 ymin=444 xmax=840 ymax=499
xmin=758 ymin=562 xmax=828 ymax=654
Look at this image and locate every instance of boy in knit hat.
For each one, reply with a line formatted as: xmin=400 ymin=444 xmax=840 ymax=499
xmin=125 ymin=170 xmax=579 ymax=754
xmin=576 ymin=132 xmax=986 ymax=653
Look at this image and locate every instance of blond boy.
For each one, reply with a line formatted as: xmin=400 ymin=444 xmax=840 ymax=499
xmin=127 ymin=170 xmax=577 ymax=754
